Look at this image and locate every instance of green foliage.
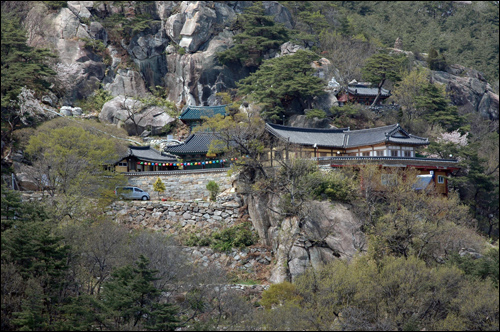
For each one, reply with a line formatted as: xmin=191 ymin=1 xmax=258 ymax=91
xmin=359 ymin=166 xmax=482 ymax=263
xmin=391 ymin=68 xmax=430 ymax=132
xmin=101 ymin=255 xmax=181 ymax=330
xmin=260 ymin=281 xmax=301 ymax=310
xmin=195 ymin=112 xmax=269 ymax=180
xmin=415 ymin=83 xmax=464 ymax=131
xmin=153 ymin=177 xmax=166 ymax=199
xmin=79 ymin=37 xmax=107 ymax=54
xmin=184 ymin=223 xmax=257 ymax=252
xmin=308 ymin=170 xmax=358 ymax=202
xmin=446 ymin=247 xmax=499 ymax=287
xmin=24 ymin=119 xmax=125 ymax=200
xmin=98 ymin=2 xmax=156 ymax=44
xmin=332 ymin=1 xmax=499 ymax=82
xmin=305 ymin=108 xmax=326 ymax=119
xmin=259 ymin=255 xmax=499 ymax=331
xmin=1 ymin=13 xmax=56 ymax=133
xmin=75 ymin=87 xmax=114 ymax=113
xmin=427 ymin=133 xmax=499 ymax=238
xmin=210 ymin=222 xmax=257 ymax=252
xmin=427 ymin=47 xmax=447 ymax=71
xmin=1 ymin=194 xmax=72 ymax=331
xmin=206 ymin=180 xmax=220 ymax=202
xmin=329 ymin=104 xmax=374 ymax=128
xmin=217 ymin=2 xmax=289 ymax=68
xmin=139 ymin=94 xmax=178 ymax=117
xmin=361 ymin=52 xmax=405 ymax=105
xmin=237 ymin=49 xmax=326 ymax=121
xmin=42 ymin=1 xmax=67 ymax=10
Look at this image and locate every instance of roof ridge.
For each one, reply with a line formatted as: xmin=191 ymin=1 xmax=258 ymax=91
xmin=346 ymin=124 xmax=398 ymax=133
xmin=266 ymin=123 xmax=347 ymax=133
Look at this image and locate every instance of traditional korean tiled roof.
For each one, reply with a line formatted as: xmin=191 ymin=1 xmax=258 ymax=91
xmin=347 ymin=85 xmax=391 ymax=97
xmin=345 ymin=124 xmax=429 ymax=148
xmin=266 ymin=123 xmax=347 ymax=148
xmin=164 ymin=133 xmax=223 ymax=155
xmin=179 ymin=105 xmax=229 ymax=121
xmin=266 ymin=123 xmax=429 ymax=148
xmin=125 ymin=146 xmax=178 ymax=163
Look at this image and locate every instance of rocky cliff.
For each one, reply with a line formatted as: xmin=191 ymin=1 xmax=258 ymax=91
xmin=25 ymin=1 xmax=497 ymax=124
xmin=245 ymin=193 xmax=365 ymax=282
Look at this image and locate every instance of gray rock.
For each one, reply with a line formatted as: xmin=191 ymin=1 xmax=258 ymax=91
xmin=105 ymin=69 xmax=147 ymax=98
xmin=88 ymin=21 xmax=107 ymax=44
xmin=67 ymin=1 xmax=92 ymax=19
xmin=263 ymin=1 xmax=294 ymax=29
xmin=60 ymin=106 xmax=73 ymax=116
xmin=431 ymin=68 xmax=498 ymax=120
xmin=99 ymin=95 xmax=176 ymax=135
xmin=71 ymin=107 xmax=83 ymax=116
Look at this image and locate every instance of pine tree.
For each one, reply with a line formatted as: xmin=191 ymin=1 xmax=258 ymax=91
xmin=415 ymin=83 xmax=463 ymax=131
xmin=237 ymin=49 xmax=326 ymax=121
xmin=217 ymin=1 xmax=289 ymax=69
xmin=101 ymin=255 xmax=180 ymax=330
xmin=361 ymin=52 xmax=404 ymax=106
xmin=1 ymin=12 xmax=56 ymax=135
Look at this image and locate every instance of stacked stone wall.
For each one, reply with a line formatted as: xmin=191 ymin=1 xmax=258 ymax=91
xmin=106 ymin=199 xmax=273 ymax=280
xmin=125 ymin=171 xmax=232 ymax=201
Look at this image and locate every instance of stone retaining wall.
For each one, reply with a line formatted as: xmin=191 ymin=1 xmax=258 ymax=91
xmin=107 ymin=199 xmax=273 ymax=279
xmin=126 ymin=171 xmax=233 ymax=201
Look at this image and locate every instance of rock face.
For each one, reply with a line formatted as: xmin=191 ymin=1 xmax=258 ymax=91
xmin=287 ymin=114 xmax=331 ymax=128
xmin=431 ymin=65 xmax=499 ymax=120
xmin=21 ymin=1 xmax=499 ymax=120
xmin=99 ymin=95 xmax=176 ymax=135
xmin=246 ymin=193 xmax=365 ymax=282
xmin=24 ymin=1 xmax=295 ymax=108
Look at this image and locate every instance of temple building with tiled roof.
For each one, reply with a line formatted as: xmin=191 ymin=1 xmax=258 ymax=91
xmin=337 ymin=82 xmax=391 ymax=105
xmin=112 ymin=146 xmax=179 ymax=172
xmin=179 ymin=105 xmax=229 ymax=129
xmin=265 ymin=123 xmax=458 ymax=195
xmin=164 ymin=133 xmax=229 ymax=169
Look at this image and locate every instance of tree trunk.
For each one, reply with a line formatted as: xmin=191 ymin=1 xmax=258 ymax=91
xmin=370 ymin=78 xmax=386 ymax=107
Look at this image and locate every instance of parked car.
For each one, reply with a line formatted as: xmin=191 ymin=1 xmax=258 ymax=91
xmin=115 ymin=186 xmax=150 ymax=200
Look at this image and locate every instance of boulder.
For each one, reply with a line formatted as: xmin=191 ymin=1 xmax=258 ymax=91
xmin=67 ymin=1 xmax=93 ymax=19
xmin=99 ymin=95 xmax=176 ymax=135
xmin=16 ymin=172 xmax=39 ymax=191
xmin=105 ymin=69 xmax=148 ymax=98
xmin=72 ymin=107 xmax=83 ymax=116
xmin=60 ymin=106 xmax=73 ymax=116
xmin=288 ymin=114 xmax=331 ymax=128
xmin=263 ymin=1 xmax=294 ymax=29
